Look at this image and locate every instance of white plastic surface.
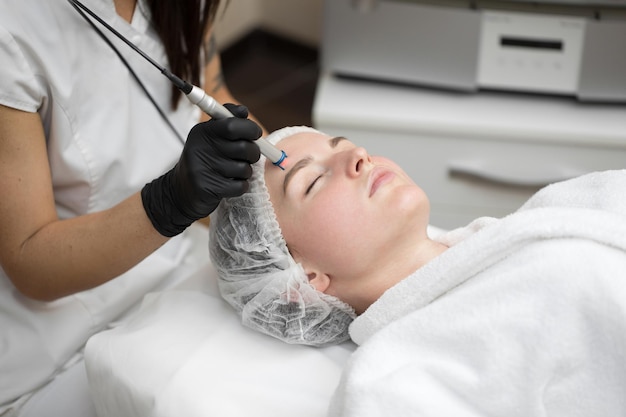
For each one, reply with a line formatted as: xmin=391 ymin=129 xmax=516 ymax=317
xmin=313 ymin=73 xmax=626 ymax=146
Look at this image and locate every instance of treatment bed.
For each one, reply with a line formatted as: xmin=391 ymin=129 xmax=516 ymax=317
xmin=84 ymin=245 xmax=355 ymax=417
xmin=84 ymin=224 xmax=446 ymax=416
xmin=85 ymin=169 xmax=626 ymax=417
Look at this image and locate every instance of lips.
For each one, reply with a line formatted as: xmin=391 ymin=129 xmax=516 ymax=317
xmin=369 ymin=167 xmax=396 ymax=197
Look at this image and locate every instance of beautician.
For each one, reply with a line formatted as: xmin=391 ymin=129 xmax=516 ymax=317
xmin=0 ymin=0 xmax=263 ymax=415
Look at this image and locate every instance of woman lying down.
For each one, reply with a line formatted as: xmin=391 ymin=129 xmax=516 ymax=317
xmin=209 ymin=126 xmax=626 ymax=417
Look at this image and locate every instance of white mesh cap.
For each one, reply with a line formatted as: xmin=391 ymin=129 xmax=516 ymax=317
xmin=209 ymin=126 xmax=356 ymax=346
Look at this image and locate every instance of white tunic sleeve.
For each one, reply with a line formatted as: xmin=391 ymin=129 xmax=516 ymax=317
xmin=0 ymin=25 xmax=44 ymax=112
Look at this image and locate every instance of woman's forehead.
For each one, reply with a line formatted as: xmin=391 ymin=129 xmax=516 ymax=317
xmin=276 ymin=131 xmax=332 ymax=149
xmin=264 ymin=132 xmax=333 ymax=188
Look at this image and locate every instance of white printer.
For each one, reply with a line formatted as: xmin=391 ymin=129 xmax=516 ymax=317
xmin=321 ymin=0 xmax=626 ymax=102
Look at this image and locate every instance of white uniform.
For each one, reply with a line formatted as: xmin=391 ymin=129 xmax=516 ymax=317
xmin=0 ymin=0 xmax=207 ymax=414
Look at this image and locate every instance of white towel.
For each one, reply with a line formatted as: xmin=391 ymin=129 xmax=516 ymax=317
xmin=330 ymin=170 xmax=626 ymax=417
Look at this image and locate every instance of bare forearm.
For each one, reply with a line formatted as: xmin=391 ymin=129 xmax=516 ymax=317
xmin=7 ymin=192 xmax=168 ymax=301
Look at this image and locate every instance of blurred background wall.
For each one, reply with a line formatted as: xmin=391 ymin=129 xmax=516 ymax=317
xmin=214 ymin=0 xmax=325 ymax=49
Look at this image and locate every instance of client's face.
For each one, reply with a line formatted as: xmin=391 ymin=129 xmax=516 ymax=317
xmin=264 ymin=131 xmax=430 ymax=313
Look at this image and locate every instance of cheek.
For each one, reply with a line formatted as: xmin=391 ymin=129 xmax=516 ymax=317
xmin=283 ymin=188 xmax=370 ymax=266
xmin=306 ymin=183 xmax=363 ymax=230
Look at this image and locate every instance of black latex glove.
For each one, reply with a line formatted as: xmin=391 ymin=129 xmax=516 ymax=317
xmin=142 ymin=104 xmax=262 ymax=237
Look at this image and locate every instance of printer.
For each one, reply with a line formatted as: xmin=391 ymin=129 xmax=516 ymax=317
xmin=321 ymin=0 xmax=626 ymax=102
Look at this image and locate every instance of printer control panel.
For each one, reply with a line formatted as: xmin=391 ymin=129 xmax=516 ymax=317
xmin=478 ymin=11 xmax=586 ymax=95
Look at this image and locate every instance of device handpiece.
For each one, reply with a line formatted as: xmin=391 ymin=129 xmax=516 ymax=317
xmin=66 ymin=0 xmax=286 ymax=168
xmin=185 ymin=85 xmax=287 ymax=169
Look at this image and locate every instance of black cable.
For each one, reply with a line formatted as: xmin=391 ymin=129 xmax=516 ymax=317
xmin=67 ymin=0 xmax=185 ymax=144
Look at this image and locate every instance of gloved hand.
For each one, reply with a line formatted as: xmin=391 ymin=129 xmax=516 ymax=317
xmin=142 ymin=104 xmax=262 ymax=237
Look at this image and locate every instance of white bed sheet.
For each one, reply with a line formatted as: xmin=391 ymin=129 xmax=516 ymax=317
xmin=85 ymin=262 xmax=356 ymax=417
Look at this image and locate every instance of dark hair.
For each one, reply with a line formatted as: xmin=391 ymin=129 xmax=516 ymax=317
xmin=146 ymin=0 xmax=222 ymax=109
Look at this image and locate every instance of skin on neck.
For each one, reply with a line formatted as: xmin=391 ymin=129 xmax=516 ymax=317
xmin=113 ymin=0 xmax=137 ymax=23
xmin=326 ymin=236 xmax=448 ymax=315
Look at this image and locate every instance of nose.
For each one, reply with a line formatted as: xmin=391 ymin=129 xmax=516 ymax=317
xmin=344 ymin=146 xmax=370 ymax=178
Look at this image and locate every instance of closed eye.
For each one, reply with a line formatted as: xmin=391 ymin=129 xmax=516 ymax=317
xmin=305 ymin=174 xmax=323 ymax=195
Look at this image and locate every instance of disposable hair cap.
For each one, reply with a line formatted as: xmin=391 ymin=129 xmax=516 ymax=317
xmin=209 ymin=126 xmax=356 ymax=346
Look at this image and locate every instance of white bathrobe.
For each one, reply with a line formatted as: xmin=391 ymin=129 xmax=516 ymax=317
xmin=329 ymin=170 xmax=626 ymax=417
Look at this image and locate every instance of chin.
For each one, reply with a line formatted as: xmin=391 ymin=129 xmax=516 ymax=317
xmin=394 ymin=184 xmax=429 ymax=212
xmin=388 ymin=186 xmax=429 ymax=233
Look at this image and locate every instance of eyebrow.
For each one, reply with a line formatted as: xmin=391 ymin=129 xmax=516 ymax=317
xmin=330 ymin=136 xmax=347 ymax=148
xmin=282 ymin=136 xmax=347 ymax=194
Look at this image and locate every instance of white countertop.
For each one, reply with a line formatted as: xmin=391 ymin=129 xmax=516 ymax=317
xmin=313 ymin=73 xmax=626 ymax=148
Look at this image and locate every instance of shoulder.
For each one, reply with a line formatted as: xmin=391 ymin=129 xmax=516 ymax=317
xmin=0 ymin=0 xmax=78 ymax=111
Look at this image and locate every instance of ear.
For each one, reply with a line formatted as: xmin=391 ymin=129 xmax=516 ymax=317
xmin=292 ymin=250 xmax=332 ymax=293
xmin=304 ymin=267 xmax=331 ymax=293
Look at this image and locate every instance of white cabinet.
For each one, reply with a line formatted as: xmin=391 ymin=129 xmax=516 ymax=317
xmin=313 ymin=74 xmax=626 ymax=229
